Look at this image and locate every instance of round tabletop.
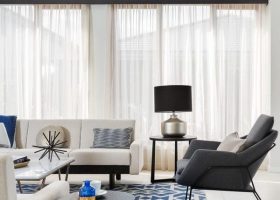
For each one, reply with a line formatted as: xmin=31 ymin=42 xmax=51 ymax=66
xmin=59 ymin=191 xmax=134 ymax=200
xmin=149 ymin=135 xmax=197 ymax=141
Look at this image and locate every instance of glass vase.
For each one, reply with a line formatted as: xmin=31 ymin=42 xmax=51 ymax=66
xmin=79 ymin=180 xmax=96 ymax=200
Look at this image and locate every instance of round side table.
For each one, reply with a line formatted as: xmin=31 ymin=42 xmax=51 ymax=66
xmin=59 ymin=191 xmax=134 ymax=200
xmin=149 ymin=135 xmax=197 ymax=183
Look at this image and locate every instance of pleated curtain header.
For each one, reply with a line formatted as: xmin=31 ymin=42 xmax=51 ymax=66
xmin=0 ymin=0 xmax=269 ymax=4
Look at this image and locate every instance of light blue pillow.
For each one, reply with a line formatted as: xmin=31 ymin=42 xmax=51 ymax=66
xmin=0 ymin=115 xmax=17 ymax=147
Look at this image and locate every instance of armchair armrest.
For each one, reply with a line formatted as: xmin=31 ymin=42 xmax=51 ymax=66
xmin=32 ymin=181 xmax=69 ymax=200
xmin=183 ymin=140 xmax=221 ymax=159
xmin=130 ymin=140 xmax=143 ymax=175
xmin=177 ymin=149 xmax=239 ymax=186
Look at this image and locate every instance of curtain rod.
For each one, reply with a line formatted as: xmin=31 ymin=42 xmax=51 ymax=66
xmin=0 ymin=0 xmax=269 ymax=4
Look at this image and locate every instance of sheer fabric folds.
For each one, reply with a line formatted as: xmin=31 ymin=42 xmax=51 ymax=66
xmin=0 ymin=5 xmax=89 ymax=119
xmin=111 ymin=4 xmax=270 ymax=169
xmin=0 ymin=4 xmax=270 ymax=170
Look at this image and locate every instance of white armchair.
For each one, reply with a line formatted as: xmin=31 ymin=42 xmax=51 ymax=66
xmin=0 ymin=154 xmax=70 ymax=200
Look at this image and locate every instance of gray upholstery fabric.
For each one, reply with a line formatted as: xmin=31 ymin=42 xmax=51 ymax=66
xmin=177 ymin=149 xmax=240 ymax=187
xmin=176 ymin=130 xmax=278 ymax=191
xmin=183 ymin=140 xmax=220 ymax=159
xmin=93 ymin=128 xmax=133 ymax=149
xmin=177 ymin=159 xmax=189 ymax=175
xmin=239 ymin=131 xmax=277 ymax=178
xmin=241 ymin=114 xmax=274 ymax=151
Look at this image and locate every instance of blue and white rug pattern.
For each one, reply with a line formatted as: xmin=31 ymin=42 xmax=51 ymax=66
xmin=17 ymin=183 xmax=206 ymax=200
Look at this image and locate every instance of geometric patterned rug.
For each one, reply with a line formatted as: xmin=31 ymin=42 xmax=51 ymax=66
xmin=17 ymin=183 xmax=206 ymax=200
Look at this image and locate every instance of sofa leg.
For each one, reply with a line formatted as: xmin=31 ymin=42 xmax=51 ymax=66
xmin=116 ymin=173 xmax=121 ymax=180
xmin=109 ymin=173 xmax=115 ymax=189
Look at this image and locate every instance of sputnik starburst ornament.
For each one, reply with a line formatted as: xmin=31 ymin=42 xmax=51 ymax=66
xmin=33 ymin=131 xmax=67 ymax=162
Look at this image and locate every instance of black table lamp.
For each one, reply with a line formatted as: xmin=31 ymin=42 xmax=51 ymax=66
xmin=154 ymin=85 xmax=192 ymax=137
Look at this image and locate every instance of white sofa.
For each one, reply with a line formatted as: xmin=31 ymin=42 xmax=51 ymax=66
xmin=1 ymin=119 xmax=143 ymax=188
xmin=0 ymin=154 xmax=69 ymax=200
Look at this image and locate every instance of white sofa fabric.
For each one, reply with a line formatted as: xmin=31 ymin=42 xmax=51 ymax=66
xmin=0 ymin=148 xmax=72 ymax=159
xmin=0 ymin=154 xmax=69 ymax=200
xmin=26 ymin=120 xmax=82 ymax=149
xmin=69 ymin=148 xmax=131 ymax=166
xmin=11 ymin=119 xmax=143 ymax=175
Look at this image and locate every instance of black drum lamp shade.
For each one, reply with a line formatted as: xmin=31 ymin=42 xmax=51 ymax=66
xmin=154 ymin=85 xmax=192 ymax=113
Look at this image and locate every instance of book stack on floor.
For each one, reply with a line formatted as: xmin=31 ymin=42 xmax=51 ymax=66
xmin=13 ymin=156 xmax=30 ymax=168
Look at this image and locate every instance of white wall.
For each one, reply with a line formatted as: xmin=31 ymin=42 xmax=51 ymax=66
xmin=269 ymin=0 xmax=280 ymax=172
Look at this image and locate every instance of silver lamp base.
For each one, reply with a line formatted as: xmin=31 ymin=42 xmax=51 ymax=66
xmin=161 ymin=113 xmax=186 ymax=137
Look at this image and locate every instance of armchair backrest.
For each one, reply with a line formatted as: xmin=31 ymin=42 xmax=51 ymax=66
xmin=0 ymin=154 xmax=17 ymax=200
xmin=237 ymin=130 xmax=278 ymax=185
xmin=241 ymin=114 xmax=274 ymax=150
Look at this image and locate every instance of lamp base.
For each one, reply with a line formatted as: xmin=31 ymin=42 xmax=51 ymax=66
xmin=161 ymin=113 xmax=186 ymax=137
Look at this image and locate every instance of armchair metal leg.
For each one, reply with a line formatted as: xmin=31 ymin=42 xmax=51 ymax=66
xmin=253 ymin=191 xmax=261 ymax=200
xmin=189 ymin=187 xmax=192 ymax=200
xmin=246 ymin=168 xmax=262 ymax=200
xmin=185 ymin=187 xmax=189 ymax=200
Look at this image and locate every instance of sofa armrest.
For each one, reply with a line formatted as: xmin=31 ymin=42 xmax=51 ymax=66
xmin=183 ymin=140 xmax=221 ymax=159
xmin=32 ymin=181 xmax=69 ymax=200
xmin=177 ymin=149 xmax=239 ymax=186
xmin=130 ymin=140 xmax=143 ymax=175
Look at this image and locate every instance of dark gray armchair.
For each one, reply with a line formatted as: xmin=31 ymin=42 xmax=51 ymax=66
xmin=176 ymin=115 xmax=278 ymax=200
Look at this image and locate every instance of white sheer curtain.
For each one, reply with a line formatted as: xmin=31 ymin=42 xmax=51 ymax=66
xmin=109 ymin=4 xmax=270 ymax=170
xmin=0 ymin=5 xmax=89 ymax=119
xmin=0 ymin=4 xmax=270 ymax=170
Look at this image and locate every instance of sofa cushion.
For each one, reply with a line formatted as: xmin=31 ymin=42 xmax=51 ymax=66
xmin=69 ymin=148 xmax=130 ymax=165
xmin=93 ymin=128 xmax=133 ymax=149
xmin=26 ymin=120 xmax=82 ymax=149
xmin=217 ymin=132 xmax=246 ymax=153
xmin=241 ymin=114 xmax=274 ymax=150
xmin=0 ymin=115 xmax=17 ymax=147
xmin=80 ymin=120 xmax=135 ymax=148
xmin=0 ymin=148 xmax=13 ymax=154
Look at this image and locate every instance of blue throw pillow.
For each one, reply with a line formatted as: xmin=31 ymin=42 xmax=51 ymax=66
xmin=0 ymin=115 xmax=17 ymax=147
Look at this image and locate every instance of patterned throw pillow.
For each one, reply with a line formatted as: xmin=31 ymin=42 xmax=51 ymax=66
xmin=93 ymin=128 xmax=133 ymax=149
xmin=36 ymin=125 xmax=66 ymax=148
